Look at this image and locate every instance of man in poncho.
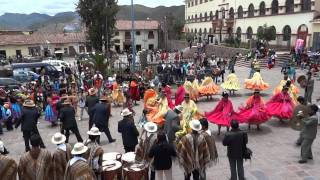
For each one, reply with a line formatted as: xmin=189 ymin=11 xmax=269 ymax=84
xmin=0 ymin=141 xmax=17 ymax=180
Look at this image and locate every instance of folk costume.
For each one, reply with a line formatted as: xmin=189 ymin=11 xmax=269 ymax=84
xmin=266 ymin=88 xmax=294 ymax=120
xmin=18 ymin=149 xmax=52 ymax=180
xmin=129 ymin=80 xmax=140 ymax=102
xmin=163 ymin=85 xmax=175 ymax=109
xmin=184 ymin=80 xmax=199 ymax=101
xmin=198 ymin=76 xmax=220 ymax=96
xmin=147 ymin=96 xmax=169 ymax=125
xmin=221 ymin=73 xmax=241 ymax=92
xmin=244 ymin=72 xmax=269 ymax=91
xmin=51 ymin=133 xmax=72 ymax=180
xmin=45 ymin=97 xmax=57 ymax=124
xmin=274 ymin=80 xmax=299 ymax=105
xmin=0 ymin=154 xmax=17 ymax=180
xmin=175 ymin=83 xmax=186 ymax=106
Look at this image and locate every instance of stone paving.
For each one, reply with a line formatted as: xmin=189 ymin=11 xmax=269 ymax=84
xmin=1 ymin=66 xmax=320 ymax=180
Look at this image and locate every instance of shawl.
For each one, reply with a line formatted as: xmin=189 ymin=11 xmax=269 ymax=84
xmin=267 ymin=92 xmax=293 ymax=105
xmin=144 ymin=89 xmax=158 ymax=108
xmin=18 ymin=149 xmax=52 ymax=180
xmin=200 ymin=131 xmax=218 ymax=165
xmin=205 ymin=99 xmax=234 ymax=117
xmin=52 ymin=144 xmax=72 ymax=180
xmin=85 ymin=142 xmax=104 ymax=172
xmin=175 ymin=86 xmax=186 ymax=106
xmin=64 ymin=159 xmax=96 ymax=180
xmin=246 ymin=95 xmax=265 ymax=108
xmin=176 ymin=133 xmax=211 ymax=177
xmin=135 ymin=131 xmax=157 ymax=164
xmin=0 ymin=155 xmax=17 ymax=180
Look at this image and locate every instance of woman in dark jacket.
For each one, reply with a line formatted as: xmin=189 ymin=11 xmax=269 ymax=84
xmin=149 ymin=132 xmax=176 ymax=180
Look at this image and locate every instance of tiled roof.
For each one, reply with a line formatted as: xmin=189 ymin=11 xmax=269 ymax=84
xmin=116 ymin=20 xmax=159 ymax=30
xmin=0 ymin=32 xmax=86 ymax=46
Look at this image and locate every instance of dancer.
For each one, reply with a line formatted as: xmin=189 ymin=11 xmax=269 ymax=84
xmin=146 ymin=93 xmax=169 ymax=125
xmin=205 ymin=92 xmax=237 ymax=135
xmin=162 ymin=83 xmax=175 ymax=109
xmin=175 ymin=81 xmax=186 ymax=106
xmin=237 ymin=90 xmax=270 ymax=130
xmin=244 ymin=70 xmax=269 ymax=91
xmin=184 ymin=80 xmax=199 ymax=102
xmin=266 ymin=86 xmax=294 ymax=121
xmin=198 ymin=75 xmax=220 ymax=98
xmin=45 ymin=96 xmax=58 ymax=127
xmin=274 ymin=73 xmax=299 ymax=105
xmin=221 ymin=70 xmax=241 ymax=95
xmin=129 ymin=78 xmax=140 ymax=105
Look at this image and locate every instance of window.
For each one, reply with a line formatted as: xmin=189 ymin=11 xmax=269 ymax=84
xmin=301 ymin=0 xmax=311 ymax=11
xmin=125 ymin=31 xmax=131 ymax=39
xmin=204 ymin=28 xmax=207 ymax=34
xmin=191 ymin=15 xmax=194 ymax=22
xmin=229 ymin=8 xmax=234 ymax=19
xmin=114 ymin=39 xmax=120 ymax=43
xmin=204 ymin=12 xmax=208 ymax=21
xmin=272 ymin=0 xmax=279 ymax=14
xmin=283 ymin=25 xmax=292 ymax=41
xmin=286 ymin=0 xmax=294 ymax=13
xmin=199 ymin=28 xmax=202 ymax=35
xmin=259 ymin=2 xmax=266 ymax=15
xmin=215 ymin=10 xmax=219 ymax=19
xmin=246 ymin=27 xmax=253 ymax=39
xmin=200 ymin=0 xmax=202 ymax=4
xmin=221 ymin=8 xmax=225 ymax=19
xmin=136 ymin=31 xmax=141 ymax=35
xmin=115 ymin=31 xmax=119 ymax=36
xmin=236 ymin=27 xmax=242 ymax=39
xmin=195 ymin=0 xmax=198 ymax=5
xmin=195 ymin=14 xmax=198 ymax=22
xmin=149 ymin=44 xmax=154 ymax=50
xmin=200 ymin=13 xmax=203 ymax=22
xmin=270 ymin=26 xmax=277 ymax=40
xmin=210 ymin=11 xmax=213 ymax=20
xmin=148 ymin=31 xmax=155 ymax=39
xmin=238 ymin=6 xmax=243 ymax=18
xmin=248 ymin=4 xmax=255 ymax=17
xmin=64 ymin=48 xmax=68 ymax=54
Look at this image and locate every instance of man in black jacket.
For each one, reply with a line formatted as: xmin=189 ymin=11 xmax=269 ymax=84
xmin=86 ymin=88 xmax=99 ymax=129
xmin=223 ymin=120 xmax=247 ymax=180
xmin=92 ymin=96 xmax=116 ymax=144
xmin=15 ymin=100 xmax=45 ymax=152
xmin=60 ymin=100 xmax=83 ymax=143
xmin=118 ymin=108 xmax=139 ymax=152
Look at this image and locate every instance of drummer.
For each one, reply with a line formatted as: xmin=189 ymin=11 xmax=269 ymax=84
xmin=136 ymin=122 xmax=158 ymax=180
xmin=85 ymin=127 xmax=104 ymax=178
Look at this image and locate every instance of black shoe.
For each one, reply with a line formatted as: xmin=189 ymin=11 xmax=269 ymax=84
xmin=109 ymin=139 xmax=116 ymax=143
xmin=298 ymin=160 xmax=307 ymax=164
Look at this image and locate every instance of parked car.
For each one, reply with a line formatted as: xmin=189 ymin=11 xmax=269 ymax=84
xmin=13 ymin=70 xmax=40 ymax=82
xmin=0 ymin=78 xmax=21 ymax=90
xmin=12 ymin=62 xmax=60 ymax=79
xmin=42 ymin=59 xmax=70 ymax=72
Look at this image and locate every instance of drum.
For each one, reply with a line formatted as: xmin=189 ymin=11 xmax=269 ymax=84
xmin=123 ymin=163 xmax=149 ymax=180
xmin=103 ymin=152 xmax=122 ymax=161
xmin=101 ymin=160 xmax=122 ymax=180
xmin=121 ymin=152 xmax=136 ymax=166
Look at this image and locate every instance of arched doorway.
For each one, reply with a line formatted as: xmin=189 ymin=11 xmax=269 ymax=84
xmin=297 ymin=24 xmax=308 ymax=47
xmin=283 ymin=25 xmax=292 ymax=47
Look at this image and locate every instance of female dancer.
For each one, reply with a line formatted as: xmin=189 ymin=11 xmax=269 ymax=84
xmin=244 ymin=70 xmax=269 ymax=91
xmin=221 ymin=70 xmax=241 ymax=95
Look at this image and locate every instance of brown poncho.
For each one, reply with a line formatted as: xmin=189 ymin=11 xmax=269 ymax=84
xmin=52 ymin=144 xmax=72 ymax=180
xmin=64 ymin=159 xmax=96 ymax=180
xmin=176 ymin=132 xmax=211 ymax=177
xmin=201 ymin=131 xmax=218 ymax=164
xmin=18 ymin=149 xmax=52 ymax=180
xmin=0 ymin=154 xmax=18 ymax=180
xmin=85 ymin=141 xmax=104 ymax=173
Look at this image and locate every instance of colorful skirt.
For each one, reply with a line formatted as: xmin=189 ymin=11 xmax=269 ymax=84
xmin=11 ymin=103 xmax=22 ymax=120
xmin=237 ymin=107 xmax=270 ymax=124
xmin=45 ymin=105 xmax=57 ymax=122
xmin=266 ymin=101 xmax=293 ymax=119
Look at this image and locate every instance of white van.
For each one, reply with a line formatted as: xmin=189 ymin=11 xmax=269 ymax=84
xmin=42 ymin=59 xmax=70 ymax=72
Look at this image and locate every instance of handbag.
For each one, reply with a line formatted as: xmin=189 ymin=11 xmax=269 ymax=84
xmin=243 ymin=132 xmax=252 ymax=160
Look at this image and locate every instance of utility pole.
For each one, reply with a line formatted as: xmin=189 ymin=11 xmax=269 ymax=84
xmin=131 ymin=0 xmax=136 ymax=72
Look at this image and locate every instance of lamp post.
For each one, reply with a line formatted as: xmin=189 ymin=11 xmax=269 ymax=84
xmin=131 ymin=0 xmax=136 ymax=72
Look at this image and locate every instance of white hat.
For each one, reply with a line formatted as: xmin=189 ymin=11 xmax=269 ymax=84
xmin=121 ymin=108 xmax=133 ymax=116
xmin=0 ymin=141 xmax=4 ymax=153
xmin=174 ymin=105 xmax=183 ymax=112
xmin=297 ymin=110 xmax=304 ymax=117
xmin=71 ymin=143 xmax=88 ymax=155
xmin=87 ymin=127 xmax=102 ymax=136
xmin=189 ymin=119 xmax=202 ymax=131
xmin=108 ymin=77 xmax=113 ymax=82
xmin=144 ymin=122 xmax=158 ymax=133
xmin=51 ymin=132 xmax=66 ymax=145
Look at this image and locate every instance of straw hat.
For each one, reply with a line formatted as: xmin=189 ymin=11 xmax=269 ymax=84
xmin=189 ymin=119 xmax=202 ymax=131
xmin=71 ymin=143 xmax=88 ymax=155
xmin=120 ymin=108 xmax=133 ymax=116
xmin=89 ymin=88 xmax=97 ymax=95
xmin=87 ymin=127 xmax=102 ymax=136
xmin=62 ymin=99 xmax=71 ymax=105
xmin=51 ymin=132 xmax=66 ymax=145
xmin=174 ymin=105 xmax=183 ymax=112
xmin=144 ymin=122 xmax=158 ymax=133
xmin=23 ymin=100 xmax=35 ymax=107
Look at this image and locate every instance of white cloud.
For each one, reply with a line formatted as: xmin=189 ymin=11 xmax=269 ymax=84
xmin=0 ymin=0 xmax=184 ymax=15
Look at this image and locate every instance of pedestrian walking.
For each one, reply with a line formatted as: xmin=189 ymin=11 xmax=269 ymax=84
xmin=86 ymin=88 xmax=99 ymax=129
xmin=223 ymin=120 xmax=248 ymax=180
xmin=118 ymin=108 xmax=139 ymax=152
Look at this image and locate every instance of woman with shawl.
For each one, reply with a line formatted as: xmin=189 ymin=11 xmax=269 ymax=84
xmin=237 ymin=90 xmax=270 ymax=130
xmin=45 ymin=96 xmax=57 ymax=127
xmin=274 ymin=74 xmax=299 ymax=105
xmin=244 ymin=70 xmax=269 ymax=91
xmin=266 ymin=86 xmax=294 ymax=121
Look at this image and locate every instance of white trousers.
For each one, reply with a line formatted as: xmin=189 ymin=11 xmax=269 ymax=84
xmin=155 ymin=168 xmax=172 ymax=180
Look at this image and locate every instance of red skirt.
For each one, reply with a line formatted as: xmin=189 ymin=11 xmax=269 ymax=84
xmin=266 ymin=101 xmax=293 ymax=119
xmin=129 ymin=87 xmax=140 ymax=101
xmin=237 ymin=107 xmax=270 ymax=124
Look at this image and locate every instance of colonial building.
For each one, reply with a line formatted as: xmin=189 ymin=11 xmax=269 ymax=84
xmin=113 ymin=20 xmax=159 ymax=52
xmin=185 ymin=0 xmax=320 ymax=49
xmin=0 ymin=32 xmax=87 ymax=58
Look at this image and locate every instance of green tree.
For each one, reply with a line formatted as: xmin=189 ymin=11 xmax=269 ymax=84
xmin=256 ymin=24 xmax=277 ymax=45
xmin=89 ymin=54 xmax=108 ymax=76
xmin=166 ymin=13 xmax=185 ymax=40
xmin=77 ymin=0 xmax=119 ymax=53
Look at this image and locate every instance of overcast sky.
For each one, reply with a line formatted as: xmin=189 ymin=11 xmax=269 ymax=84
xmin=0 ymin=0 xmax=184 ymax=15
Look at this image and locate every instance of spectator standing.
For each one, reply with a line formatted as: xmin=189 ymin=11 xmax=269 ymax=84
xmin=118 ymin=108 xmax=139 ymax=152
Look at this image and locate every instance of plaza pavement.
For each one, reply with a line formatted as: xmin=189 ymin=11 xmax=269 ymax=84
xmin=2 ymin=66 xmax=320 ymax=180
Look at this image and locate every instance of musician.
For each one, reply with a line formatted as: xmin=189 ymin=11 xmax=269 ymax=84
xmin=292 ymin=97 xmax=309 ymax=146
xmin=51 ymin=133 xmax=72 ymax=180
xmin=299 ymin=105 xmax=319 ymax=164
xmin=0 ymin=141 xmax=17 ymax=180
xmin=85 ymin=127 xmax=104 ymax=178
xmin=304 ymin=72 xmax=314 ymax=104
